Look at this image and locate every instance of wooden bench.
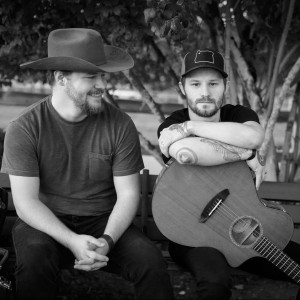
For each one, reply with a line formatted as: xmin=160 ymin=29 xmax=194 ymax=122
xmin=1 ymin=170 xmax=300 ymax=296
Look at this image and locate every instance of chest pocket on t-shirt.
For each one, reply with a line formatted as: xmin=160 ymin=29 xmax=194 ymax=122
xmin=89 ymin=153 xmax=112 ymax=181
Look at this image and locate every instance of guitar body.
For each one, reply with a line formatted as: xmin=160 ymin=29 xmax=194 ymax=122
xmin=152 ymin=160 xmax=294 ymax=267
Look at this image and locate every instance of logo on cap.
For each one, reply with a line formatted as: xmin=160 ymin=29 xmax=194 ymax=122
xmin=194 ymin=50 xmax=214 ymax=64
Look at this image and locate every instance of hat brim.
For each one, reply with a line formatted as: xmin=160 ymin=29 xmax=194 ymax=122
xmin=20 ymin=45 xmax=134 ymax=73
xmin=182 ymin=65 xmax=228 ymax=78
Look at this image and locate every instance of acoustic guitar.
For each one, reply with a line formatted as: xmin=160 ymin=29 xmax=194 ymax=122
xmin=152 ymin=160 xmax=300 ymax=284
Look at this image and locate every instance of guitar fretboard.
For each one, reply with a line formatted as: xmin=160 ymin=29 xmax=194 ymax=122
xmin=254 ymin=236 xmax=300 ymax=284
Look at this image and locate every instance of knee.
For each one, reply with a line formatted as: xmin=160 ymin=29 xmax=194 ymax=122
xmin=16 ymin=241 xmax=58 ymax=271
xmin=129 ymin=246 xmax=169 ymax=281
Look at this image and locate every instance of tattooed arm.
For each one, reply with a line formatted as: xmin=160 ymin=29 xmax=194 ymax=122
xmin=168 ymin=137 xmax=253 ymax=166
xmin=159 ymin=121 xmax=264 ymax=158
xmin=168 ymin=137 xmax=266 ymax=189
xmin=159 ymin=122 xmax=190 ymax=158
xmin=185 ymin=120 xmax=264 ymax=150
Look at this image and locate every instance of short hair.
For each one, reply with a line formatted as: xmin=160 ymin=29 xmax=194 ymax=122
xmin=46 ymin=70 xmax=72 ymax=86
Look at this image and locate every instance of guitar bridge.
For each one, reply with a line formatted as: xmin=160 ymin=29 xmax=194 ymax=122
xmin=200 ymin=189 xmax=230 ymax=223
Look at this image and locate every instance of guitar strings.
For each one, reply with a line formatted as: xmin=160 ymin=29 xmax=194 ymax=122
xmin=210 ymin=200 xmax=300 ymax=281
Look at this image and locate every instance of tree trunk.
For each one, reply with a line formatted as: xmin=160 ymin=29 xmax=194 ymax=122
xmin=260 ymin=56 xmax=300 ymax=158
xmin=122 ymin=69 xmax=165 ymax=123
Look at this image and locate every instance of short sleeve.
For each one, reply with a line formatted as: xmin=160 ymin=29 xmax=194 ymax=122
xmin=221 ymin=105 xmax=260 ymax=124
xmin=112 ymin=117 xmax=144 ymax=176
xmin=1 ymin=122 xmax=39 ymax=176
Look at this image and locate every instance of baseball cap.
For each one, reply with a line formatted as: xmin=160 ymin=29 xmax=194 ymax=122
xmin=181 ymin=49 xmax=228 ymax=78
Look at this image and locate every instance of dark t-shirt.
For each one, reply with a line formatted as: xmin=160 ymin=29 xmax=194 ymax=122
xmin=1 ymin=96 xmax=144 ymax=216
xmin=157 ymin=104 xmax=260 ymax=163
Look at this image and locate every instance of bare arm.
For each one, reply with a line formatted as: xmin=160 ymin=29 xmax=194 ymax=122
xmin=103 ymin=172 xmax=140 ymax=242
xmin=168 ymin=137 xmax=253 ymax=166
xmin=75 ymin=173 xmax=141 ymax=271
xmin=10 ymin=175 xmax=107 ymax=263
xmin=186 ymin=120 xmax=264 ymax=149
xmin=159 ymin=121 xmax=264 ymax=158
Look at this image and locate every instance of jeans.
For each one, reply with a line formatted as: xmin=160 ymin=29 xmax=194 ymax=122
xmin=12 ymin=215 xmax=174 ymax=300
xmin=169 ymin=241 xmax=300 ymax=300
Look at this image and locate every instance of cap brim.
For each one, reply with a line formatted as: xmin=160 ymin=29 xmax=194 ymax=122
xmin=182 ymin=65 xmax=228 ymax=78
xmin=20 ymin=45 xmax=134 ymax=73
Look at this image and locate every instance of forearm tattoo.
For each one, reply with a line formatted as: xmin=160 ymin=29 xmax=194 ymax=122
xmin=175 ymin=147 xmax=198 ymax=164
xmin=200 ymin=138 xmax=249 ymax=162
xmin=168 ymin=122 xmax=188 ymax=136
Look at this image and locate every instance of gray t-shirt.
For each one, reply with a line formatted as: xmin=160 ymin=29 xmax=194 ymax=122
xmin=1 ymin=96 xmax=144 ymax=216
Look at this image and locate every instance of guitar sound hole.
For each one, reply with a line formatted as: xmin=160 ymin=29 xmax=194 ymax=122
xmin=229 ymin=216 xmax=263 ymax=248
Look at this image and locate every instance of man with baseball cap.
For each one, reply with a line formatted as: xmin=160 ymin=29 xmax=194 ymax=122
xmin=157 ymin=48 xmax=300 ymax=300
xmin=1 ymin=28 xmax=174 ymax=300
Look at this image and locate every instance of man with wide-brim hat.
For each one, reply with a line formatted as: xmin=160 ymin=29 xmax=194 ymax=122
xmin=1 ymin=28 xmax=175 ymax=300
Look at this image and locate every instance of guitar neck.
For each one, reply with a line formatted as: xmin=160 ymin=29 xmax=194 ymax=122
xmin=254 ymin=236 xmax=300 ymax=284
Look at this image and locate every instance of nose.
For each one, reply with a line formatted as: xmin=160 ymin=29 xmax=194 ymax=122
xmin=200 ymin=84 xmax=209 ymax=96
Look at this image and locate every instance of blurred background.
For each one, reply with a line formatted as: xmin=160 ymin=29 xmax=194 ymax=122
xmin=1 ymin=0 xmax=300 ymax=180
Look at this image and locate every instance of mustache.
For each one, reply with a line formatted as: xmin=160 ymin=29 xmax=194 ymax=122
xmin=88 ymin=88 xmax=105 ymax=95
xmin=195 ymin=96 xmax=215 ymax=104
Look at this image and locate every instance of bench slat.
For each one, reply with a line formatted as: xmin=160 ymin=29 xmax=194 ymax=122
xmin=258 ymin=181 xmax=300 ymax=201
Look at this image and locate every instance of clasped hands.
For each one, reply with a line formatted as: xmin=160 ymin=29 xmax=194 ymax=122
xmin=71 ymin=235 xmax=110 ymax=272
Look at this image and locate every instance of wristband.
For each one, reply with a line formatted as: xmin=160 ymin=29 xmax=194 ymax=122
xmin=247 ymin=149 xmax=256 ymax=161
xmin=101 ymin=234 xmax=115 ymax=251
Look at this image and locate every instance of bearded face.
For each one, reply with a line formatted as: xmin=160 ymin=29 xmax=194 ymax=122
xmin=180 ymin=68 xmax=226 ymax=119
xmin=65 ymin=80 xmax=104 ymax=115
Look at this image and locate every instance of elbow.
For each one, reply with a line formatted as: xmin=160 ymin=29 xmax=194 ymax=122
xmin=252 ymin=131 xmax=265 ymax=149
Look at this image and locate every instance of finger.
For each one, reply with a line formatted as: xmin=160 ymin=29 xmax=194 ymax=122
xmin=160 ymin=141 xmax=170 ymax=157
xmin=162 ymin=147 xmax=169 ymax=158
xmin=256 ymin=174 xmax=262 ymax=190
xmin=88 ymin=250 xmax=109 ymax=262
xmin=75 ymin=257 xmax=94 ymax=265
xmin=74 ymin=261 xmax=108 ymax=272
xmin=88 ymin=237 xmax=105 ymax=249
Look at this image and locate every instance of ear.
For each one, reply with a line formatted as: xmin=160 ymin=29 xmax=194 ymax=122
xmin=179 ymin=81 xmax=185 ymax=95
xmin=54 ymin=71 xmax=65 ymax=86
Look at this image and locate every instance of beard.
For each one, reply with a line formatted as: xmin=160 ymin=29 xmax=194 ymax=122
xmin=187 ymin=95 xmax=223 ymax=118
xmin=65 ymin=82 xmax=104 ymax=115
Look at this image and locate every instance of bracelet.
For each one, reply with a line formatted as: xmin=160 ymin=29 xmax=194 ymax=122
xmin=101 ymin=234 xmax=115 ymax=252
xmin=247 ymin=149 xmax=256 ymax=161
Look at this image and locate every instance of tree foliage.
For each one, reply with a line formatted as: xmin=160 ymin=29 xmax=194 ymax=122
xmin=1 ymin=0 xmax=300 ymax=180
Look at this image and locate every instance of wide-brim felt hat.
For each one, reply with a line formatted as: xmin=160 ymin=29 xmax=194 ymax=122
xmin=20 ymin=28 xmax=134 ymax=73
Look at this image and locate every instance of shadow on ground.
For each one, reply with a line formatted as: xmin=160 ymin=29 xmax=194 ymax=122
xmin=57 ymin=268 xmax=298 ymax=300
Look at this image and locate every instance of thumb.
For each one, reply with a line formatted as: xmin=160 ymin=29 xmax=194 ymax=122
xmin=255 ymin=174 xmax=262 ymax=190
xmin=88 ymin=237 xmax=105 ymax=250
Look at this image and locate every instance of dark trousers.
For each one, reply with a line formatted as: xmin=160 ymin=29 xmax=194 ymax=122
xmin=12 ymin=215 xmax=174 ymax=300
xmin=169 ymin=240 xmax=300 ymax=300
